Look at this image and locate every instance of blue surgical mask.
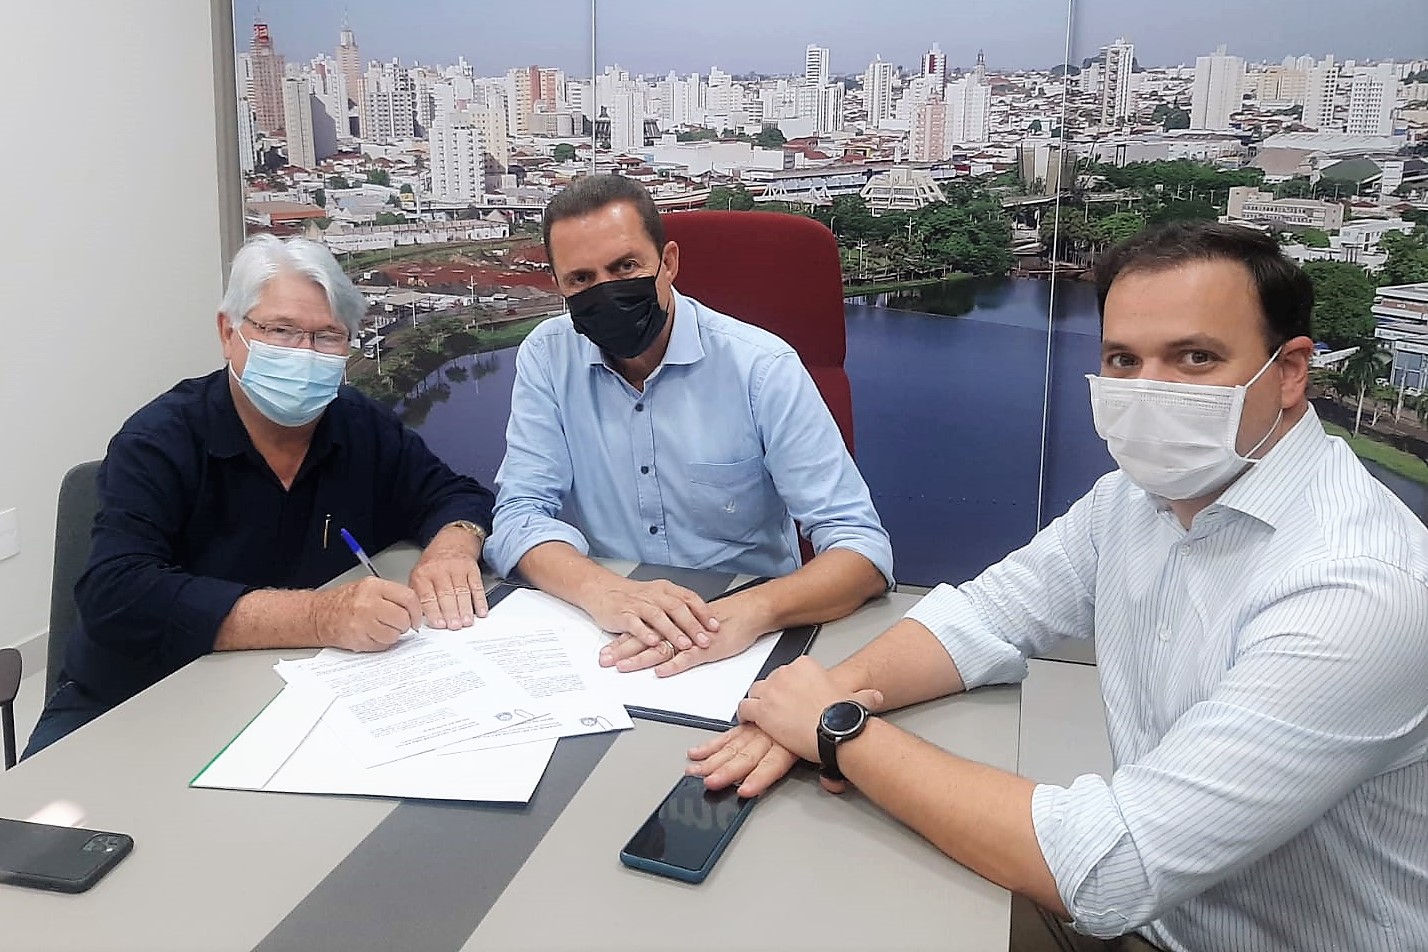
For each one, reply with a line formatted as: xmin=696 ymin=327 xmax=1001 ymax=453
xmin=229 ymin=328 xmax=347 ymax=427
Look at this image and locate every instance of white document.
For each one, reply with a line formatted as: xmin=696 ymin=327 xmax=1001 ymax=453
xmin=275 ymin=633 xmax=540 ymax=767
xmin=488 ymin=588 xmax=782 ymax=723
xmin=441 ymin=619 xmax=633 ymax=754
xmin=192 ymin=686 xmax=555 ymax=803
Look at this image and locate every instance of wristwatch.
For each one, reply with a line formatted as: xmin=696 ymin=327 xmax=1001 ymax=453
xmin=817 ymin=699 xmax=872 ymax=782
xmin=444 ymin=519 xmax=489 ymax=546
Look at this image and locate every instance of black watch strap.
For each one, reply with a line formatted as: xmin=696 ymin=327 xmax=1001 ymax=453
xmin=818 ymin=731 xmax=847 ymax=782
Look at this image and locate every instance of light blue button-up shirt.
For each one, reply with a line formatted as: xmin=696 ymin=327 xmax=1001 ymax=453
xmin=487 ymin=289 xmax=893 ymax=584
xmin=906 ymin=406 xmax=1428 ymax=952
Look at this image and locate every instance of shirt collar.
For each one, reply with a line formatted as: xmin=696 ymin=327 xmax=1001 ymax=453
xmin=1202 ymin=404 xmax=1331 ymax=531
xmin=205 ymin=367 xmax=343 ymax=464
xmin=578 ymin=288 xmax=705 ymax=369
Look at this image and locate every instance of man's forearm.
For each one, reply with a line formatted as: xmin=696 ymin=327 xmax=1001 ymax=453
xmin=517 ymin=541 xmax=630 ymax=612
xmin=745 ymin=549 xmax=888 ymax=633
xmin=839 ymin=718 xmax=1066 ymax=915
xmin=829 ymin=618 xmax=967 ymax=711
xmin=213 ymin=589 xmax=324 ymax=651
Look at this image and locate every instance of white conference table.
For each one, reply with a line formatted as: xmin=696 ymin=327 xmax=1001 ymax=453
xmin=0 ymin=547 xmax=1020 ymax=952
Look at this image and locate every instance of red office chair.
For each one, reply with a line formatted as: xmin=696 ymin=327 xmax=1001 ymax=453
xmin=660 ymin=211 xmax=855 ymax=456
xmin=661 ymin=211 xmax=854 ymax=564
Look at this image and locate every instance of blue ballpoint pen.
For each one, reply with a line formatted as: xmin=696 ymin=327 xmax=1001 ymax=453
xmin=338 ymin=528 xmax=383 ymax=578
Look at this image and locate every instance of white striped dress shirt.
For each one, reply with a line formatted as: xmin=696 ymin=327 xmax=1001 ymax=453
xmin=906 ymin=406 xmax=1428 ymax=951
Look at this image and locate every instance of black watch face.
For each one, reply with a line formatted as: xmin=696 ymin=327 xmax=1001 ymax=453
xmin=821 ymin=701 xmax=865 ymax=735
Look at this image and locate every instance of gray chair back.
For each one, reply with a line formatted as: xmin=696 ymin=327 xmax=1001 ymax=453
xmin=48 ymin=461 xmax=102 ymax=699
xmin=0 ymin=647 xmax=20 ymax=768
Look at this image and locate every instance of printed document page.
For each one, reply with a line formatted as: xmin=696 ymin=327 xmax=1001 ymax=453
xmin=191 ymin=685 xmax=556 ymax=803
xmin=489 ymin=588 xmax=779 ymax=723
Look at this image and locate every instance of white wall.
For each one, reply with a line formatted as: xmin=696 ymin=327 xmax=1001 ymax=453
xmin=0 ymin=1 xmax=234 ymax=651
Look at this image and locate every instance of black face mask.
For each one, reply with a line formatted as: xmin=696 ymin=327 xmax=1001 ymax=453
xmin=565 ymin=266 xmax=668 ymax=360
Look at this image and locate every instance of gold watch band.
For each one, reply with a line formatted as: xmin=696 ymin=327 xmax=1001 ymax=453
xmin=445 ymin=520 xmax=489 ymax=545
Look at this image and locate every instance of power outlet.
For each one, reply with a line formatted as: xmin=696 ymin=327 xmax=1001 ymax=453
xmin=0 ymin=508 xmax=19 ymax=561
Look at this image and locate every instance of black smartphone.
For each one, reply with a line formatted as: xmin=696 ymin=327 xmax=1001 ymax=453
xmin=619 ymin=775 xmax=756 ymax=884
xmin=0 ymin=817 xmax=134 ymax=894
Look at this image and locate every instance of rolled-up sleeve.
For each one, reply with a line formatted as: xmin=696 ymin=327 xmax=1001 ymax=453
xmin=486 ymin=333 xmax=591 ymax=577
xmin=753 ymin=352 xmax=894 ymax=586
xmin=904 ymin=486 xmax=1101 ymax=689
xmin=1030 ymin=559 xmax=1428 ymax=938
xmin=77 ymin=431 xmax=250 ymax=674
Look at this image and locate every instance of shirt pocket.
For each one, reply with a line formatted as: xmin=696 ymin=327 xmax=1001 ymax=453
xmin=685 ymin=457 xmax=777 ymax=543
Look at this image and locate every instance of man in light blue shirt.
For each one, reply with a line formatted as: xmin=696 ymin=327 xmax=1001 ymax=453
xmin=692 ymin=222 xmax=1427 ymax=951
xmin=487 ymin=175 xmax=892 ymax=677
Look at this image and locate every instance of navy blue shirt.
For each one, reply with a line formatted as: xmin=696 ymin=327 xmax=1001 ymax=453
xmin=65 ymin=370 xmax=495 ymax=706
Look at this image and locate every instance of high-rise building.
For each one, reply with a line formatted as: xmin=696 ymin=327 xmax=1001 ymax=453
xmin=806 ymin=45 xmax=830 ymax=88
xmin=898 ymin=74 xmax=942 ymax=121
xmin=364 ymin=64 xmax=416 ymax=144
xmin=1190 ymin=45 xmax=1245 ymax=130
xmin=796 ymin=82 xmax=820 ymax=125
xmin=235 ymin=53 xmax=254 ymax=103
xmin=1100 ymin=37 xmax=1134 ymax=126
xmin=863 ymin=56 xmax=895 ymax=128
xmin=818 ymin=82 xmax=845 ymax=134
xmin=945 ymin=73 xmax=991 ymax=143
xmin=430 ymin=112 xmax=486 ymax=202
xmin=474 ymin=103 xmax=511 ymax=171
xmin=922 ymin=43 xmax=947 ymax=83
xmin=408 ymin=67 xmax=438 ymax=135
xmin=911 ymin=97 xmax=948 ymax=161
xmin=506 ymin=67 xmax=536 ymax=136
xmin=1079 ymin=61 xmax=1103 ymax=96
xmin=1346 ymin=63 xmax=1395 ymax=136
xmin=567 ymin=80 xmax=593 ymax=122
xmin=237 ymin=98 xmax=258 ymax=174
xmin=282 ymin=77 xmax=317 ymax=169
xmin=1303 ymin=56 xmax=1339 ymax=129
xmin=309 ymin=58 xmax=350 ymax=144
xmin=657 ymin=71 xmax=703 ymax=127
xmin=760 ymin=79 xmax=800 ymax=121
xmin=609 ymin=86 xmax=644 ymax=152
xmin=250 ymin=21 xmax=286 ymax=134
xmin=337 ymin=20 xmax=365 ymax=138
xmin=1253 ymin=64 xmax=1309 ymax=105
xmin=535 ymin=68 xmax=564 ymax=112
xmin=706 ymin=76 xmax=742 ymax=117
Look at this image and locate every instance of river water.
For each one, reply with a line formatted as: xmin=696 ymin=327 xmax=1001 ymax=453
xmin=405 ymin=277 xmax=1426 ymax=586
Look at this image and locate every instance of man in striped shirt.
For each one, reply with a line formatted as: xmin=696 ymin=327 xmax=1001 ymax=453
xmin=689 ymin=222 xmax=1428 ymax=951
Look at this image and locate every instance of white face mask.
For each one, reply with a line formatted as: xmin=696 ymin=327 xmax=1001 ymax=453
xmin=1087 ymin=348 xmax=1284 ymax=501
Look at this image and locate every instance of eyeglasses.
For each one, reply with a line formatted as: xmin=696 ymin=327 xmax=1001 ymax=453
xmin=243 ymin=318 xmax=351 ymax=355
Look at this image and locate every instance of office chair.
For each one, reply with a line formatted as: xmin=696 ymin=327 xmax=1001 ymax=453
xmin=660 ymin=210 xmax=856 ymax=455
xmin=1 ymin=647 xmax=21 ymax=769
xmin=47 ymin=461 xmax=103 ymax=699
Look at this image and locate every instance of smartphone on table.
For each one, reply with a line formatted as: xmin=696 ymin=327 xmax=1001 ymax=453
xmin=619 ymin=774 xmax=756 ymax=884
xmin=0 ymin=817 xmax=133 ymax=893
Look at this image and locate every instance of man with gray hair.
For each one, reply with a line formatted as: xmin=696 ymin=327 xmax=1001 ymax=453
xmin=24 ymin=234 xmax=495 ymax=757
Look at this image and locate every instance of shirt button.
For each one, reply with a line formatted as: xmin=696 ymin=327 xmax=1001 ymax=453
xmin=634 ymin=403 xmax=644 ymax=412
xmin=640 ymin=465 xmax=650 ymax=474
xmin=1180 ymin=544 xmax=1192 ymax=555
xmin=1158 ymin=626 xmax=1171 ymax=642
xmin=649 ymin=525 xmax=658 ymax=535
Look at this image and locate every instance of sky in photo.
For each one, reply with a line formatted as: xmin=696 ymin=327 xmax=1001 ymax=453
xmin=233 ymin=0 xmax=1427 ymax=77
